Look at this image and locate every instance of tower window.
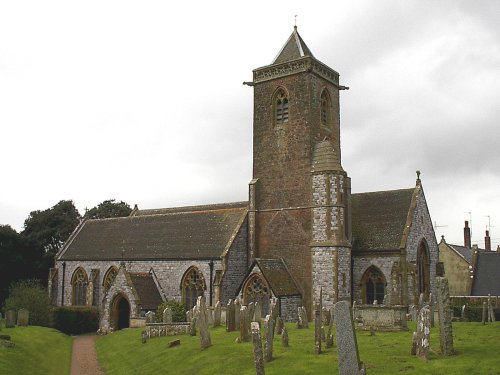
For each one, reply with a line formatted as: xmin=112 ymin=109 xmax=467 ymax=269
xmin=320 ymin=90 xmax=331 ymax=126
xmin=275 ymin=89 xmax=289 ymax=124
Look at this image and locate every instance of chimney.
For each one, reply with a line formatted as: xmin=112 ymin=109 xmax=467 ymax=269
xmin=464 ymin=221 xmax=471 ymax=248
xmin=485 ymin=230 xmax=491 ymax=251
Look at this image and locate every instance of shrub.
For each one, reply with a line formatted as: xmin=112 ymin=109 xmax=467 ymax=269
xmin=4 ymin=279 xmax=51 ymax=326
xmin=52 ymin=306 xmax=99 ymax=334
xmin=156 ymin=301 xmax=187 ymax=322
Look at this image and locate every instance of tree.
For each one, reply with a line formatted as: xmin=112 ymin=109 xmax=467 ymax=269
xmin=4 ymin=279 xmax=51 ymax=326
xmin=84 ymin=199 xmax=132 ymax=220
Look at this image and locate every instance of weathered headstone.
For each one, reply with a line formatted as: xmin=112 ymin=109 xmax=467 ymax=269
xmin=297 ymin=306 xmax=308 ymax=329
xmin=141 ymin=330 xmax=148 ymax=344
xmin=248 ymin=302 xmax=255 ymax=323
xmin=5 ymin=310 xmax=15 ymax=328
xmin=186 ymin=309 xmax=192 ymax=323
xmin=145 ymin=310 xmax=156 ymax=323
xmin=410 ymin=331 xmax=417 ymax=355
xmin=251 ymin=322 xmax=265 ymax=375
xmin=86 ymin=281 xmax=94 ymax=307
xmin=461 ymin=305 xmax=466 ymax=321
xmin=436 ymin=277 xmax=454 ymax=356
xmin=226 ymin=299 xmax=236 ymax=332
xmin=239 ymin=306 xmax=251 ymax=342
xmin=275 ymin=316 xmax=284 ymax=336
xmin=254 ymin=301 xmax=262 ymax=322
xmin=263 ymin=315 xmax=274 ymax=363
xmin=488 ymin=294 xmax=496 ymax=322
xmin=410 ymin=305 xmax=418 ymax=322
xmin=415 ymin=306 xmax=431 ymax=360
xmin=189 ymin=308 xmax=197 ymax=336
xmin=195 ymin=296 xmax=211 ymax=350
xmin=418 ymin=293 xmax=425 ymax=310
xmin=270 ymin=297 xmax=279 ymax=323
xmin=281 ymin=326 xmax=289 ymax=347
xmin=207 ymin=308 xmax=214 ymax=327
xmin=168 ymin=339 xmax=181 ymax=348
xmin=333 ymin=301 xmax=366 ymax=375
xmin=314 ymin=308 xmax=322 ymax=354
xmin=163 ymin=307 xmax=172 ymax=323
xmin=482 ymin=301 xmax=487 ymax=325
xmin=234 ymin=299 xmax=241 ymax=329
xmin=326 ymin=306 xmax=335 ymax=348
xmin=214 ymin=301 xmax=221 ymax=327
xmin=17 ymin=308 xmax=29 ymax=326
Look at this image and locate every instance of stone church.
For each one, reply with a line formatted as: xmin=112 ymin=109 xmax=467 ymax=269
xmin=49 ymin=27 xmax=438 ymax=330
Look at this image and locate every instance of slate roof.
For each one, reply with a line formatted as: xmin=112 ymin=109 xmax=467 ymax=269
xmin=129 ymin=272 xmax=163 ymax=310
xmin=471 ymin=251 xmax=500 ymax=295
xmin=58 ymin=203 xmax=247 ymax=261
xmin=351 ymin=188 xmax=415 ymax=252
xmin=254 ymin=258 xmax=301 ymax=297
xmin=272 ymin=27 xmax=314 ymax=64
xmin=448 ymin=244 xmax=474 ymax=264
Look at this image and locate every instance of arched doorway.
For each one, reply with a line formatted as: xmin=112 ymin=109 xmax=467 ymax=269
xmin=417 ymin=240 xmax=430 ymax=298
xmin=360 ymin=266 xmax=386 ymax=305
xmin=111 ymin=294 xmax=130 ymax=330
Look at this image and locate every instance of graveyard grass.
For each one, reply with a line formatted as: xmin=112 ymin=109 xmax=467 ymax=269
xmin=96 ymin=322 xmax=500 ymax=375
xmin=0 ymin=322 xmax=72 ymax=375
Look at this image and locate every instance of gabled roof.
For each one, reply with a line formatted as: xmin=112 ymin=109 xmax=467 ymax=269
xmin=129 ymin=272 xmax=163 ymax=310
xmin=447 ymin=243 xmax=474 ymax=264
xmin=272 ymin=27 xmax=314 ymax=64
xmin=57 ymin=203 xmax=248 ymax=261
xmin=471 ymin=251 xmax=500 ymax=295
xmin=351 ymin=188 xmax=415 ymax=252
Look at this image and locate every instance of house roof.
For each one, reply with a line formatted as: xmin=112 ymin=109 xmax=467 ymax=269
xmin=471 ymin=251 xmax=500 ymax=296
xmin=448 ymin=244 xmax=474 ymax=264
xmin=254 ymin=258 xmax=301 ymax=297
xmin=129 ymin=272 xmax=163 ymax=310
xmin=272 ymin=27 xmax=314 ymax=64
xmin=351 ymin=188 xmax=415 ymax=252
xmin=57 ymin=203 xmax=247 ymax=261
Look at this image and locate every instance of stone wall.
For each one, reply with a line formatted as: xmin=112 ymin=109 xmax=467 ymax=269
xmin=439 ymin=242 xmax=471 ymax=296
xmin=353 ymin=305 xmax=408 ymax=331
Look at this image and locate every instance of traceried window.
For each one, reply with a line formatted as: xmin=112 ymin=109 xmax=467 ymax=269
xmin=361 ymin=266 xmax=385 ymax=305
xmin=103 ymin=267 xmax=118 ymax=295
xmin=243 ymin=273 xmax=271 ymax=315
xmin=72 ymin=268 xmax=88 ymax=306
xmin=182 ymin=267 xmax=206 ymax=311
xmin=275 ymin=89 xmax=289 ymax=124
xmin=320 ymin=90 xmax=331 ymax=126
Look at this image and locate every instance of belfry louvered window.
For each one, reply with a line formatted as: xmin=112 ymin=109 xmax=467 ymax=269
xmin=321 ymin=90 xmax=331 ymax=126
xmin=275 ymin=89 xmax=289 ymax=124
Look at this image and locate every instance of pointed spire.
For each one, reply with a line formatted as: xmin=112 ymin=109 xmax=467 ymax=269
xmin=272 ymin=27 xmax=314 ymax=65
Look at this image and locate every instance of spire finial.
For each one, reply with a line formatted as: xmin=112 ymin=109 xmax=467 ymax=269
xmin=294 ymin=14 xmax=298 ymax=29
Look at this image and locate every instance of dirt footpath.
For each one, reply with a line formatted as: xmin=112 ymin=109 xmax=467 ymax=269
xmin=70 ymin=335 xmax=105 ymax=375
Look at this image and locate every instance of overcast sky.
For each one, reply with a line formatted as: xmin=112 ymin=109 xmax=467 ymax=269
xmin=1 ymin=0 xmax=499 ymax=249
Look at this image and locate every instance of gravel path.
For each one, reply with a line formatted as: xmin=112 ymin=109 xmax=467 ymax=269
xmin=70 ymin=335 xmax=105 ymax=375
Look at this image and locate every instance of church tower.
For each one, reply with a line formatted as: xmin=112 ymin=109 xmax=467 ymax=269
xmin=248 ymin=27 xmax=349 ymax=313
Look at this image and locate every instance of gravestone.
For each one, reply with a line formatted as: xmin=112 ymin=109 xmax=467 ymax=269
xmin=429 ymin=292 xmax=435 ymax=327
xmin=234 ymin=299 xmax=241 ymax=329
xmin=326 ymin=307 xmax=335 ymax=348
xmin=275 ymin=316 xmax=284 ymax=336
xmin=482 ymin=301 xmax=487 ymax=325
xmin=239 ymin=306 xmax=251 ymax=342
xmin=141 ymin=330 xmax=148 ymax=344
xmin=207 ymin=308 xmax=214 ymax=327
xmin=263 ymin=315 xmax=274 ymax=363
xmin=488 ymin=294 xmax=496 ymax=322
xmin=436 ymin=277 xmax=454 ymax=356
xmin=214 ymin=301 xmax=221 ymax=327
xmin=297 ymin=306 xmax=308 ymax=329
xmin=186 ymin=309 xmax=192 ymax=323
xmin=415 ymin=306 xmax=431 ymax=360
xmin=323 ymin=308 xmax=331 ymax=326
xmin=254 ymin=301 xmax=262 ymax=322
xmin=195 ymin=296 xmax=211 ymax=350
xmin=333 ymin=301 xmax=366 ymax=375
xmin=410 ymin=331 xmax=417 ymax=355
xmin=461 ymin=305 xmax=466 ymax=321
xmin=168 ymin=339 xmax=181 ymax=348
xmin=17 ymin=308 xmax=29 ymax=326
xmin=270 ymin=297 xmax=279 ymax=322
xmin=314 ymin=308 xmax=322 ymax=354
xmin=409 ymin=305 xmax=418 ymax=322
xmin=145 ymin=311 xmax=156 ymax=323
xmin=281 ymin=326 xmax=289 ymax=347
xmin=251 ymin=322 xmax=265 ymax=375
xmin=6 ymin=310 xmax=16 ymax=328
xmin=226 ymin=299 xmax=236 ymax=332
xmin=163 ymin=307 xmax=172 ymax=324
xmin=189 ymin=308 xmax=197 ymax=336
xmin=418 ymin=293 xmax=424 ymax=310
xmin=86 ymin=281 xmax=94 ymax=307
xmin=248 ymin=302 xmax=255 ymax=323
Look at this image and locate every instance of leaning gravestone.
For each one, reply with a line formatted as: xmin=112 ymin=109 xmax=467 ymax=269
xmin=214 ymin=301 xmax=221 ymax=327
xmin=436 ymin=277 xmax=454 ymax=356
xmin=251 ymin=322 xmax=265 ymax=375
xmin=5 ymin=310 xmax=15 ymax=328
xmin=415 ymin=306 xmax=431 ymax=360
xmin=17 ymin=308 xmax=29 ymax=326
xmin=333 ymin=301 xmax=366 ymax=375
xmin=195 ymin=296 xmax=211 ymax=350
xmin=226 ymin=299 xmax=236 ymax=332
xmin=281 ymin=326 xmax=289 ymax=347
xmin=275 ymin=316 xmax=284 ymax=336
xmin=263 ymin=315 xmax=274 ymax=363
xmin=239 ymin=306 xmax=251 ymax=342
xmin=163 ymin=307 xmax=172 ymax=324
xmin=189 ymin=307 xmax=197 ymax=336
xmin=297 ymin=306 xmax=308 ymax=329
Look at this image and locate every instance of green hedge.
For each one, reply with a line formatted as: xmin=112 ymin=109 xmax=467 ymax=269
xmin=156 ymin=301 xmax=187 ymax=322
xmin=51 ymin=306 xmax=99 ymax=334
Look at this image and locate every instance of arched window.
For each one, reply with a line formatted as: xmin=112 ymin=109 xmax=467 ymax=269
xmin=320 ymin=90 xmax=331 ymax=126
xmin=361 ymin=266 xmax=386 ymax=305
xmin=103 ymin=266 xmax=118 ymax=295
xmin=181 ymin=267 xmax=206 ymax=311
xmin=275 ymin=89 xmax=289 ymax=124
xmin=72 ymin=268 xmax=88 ymax=306
xmin=417 ymin=240 xmax=430 ymax=298
xmin=243 ymin=273 xmax=271 ymax=315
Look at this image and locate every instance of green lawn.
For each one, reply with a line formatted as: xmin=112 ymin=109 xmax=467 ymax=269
xmin=0 ymin=321 xmax=72 ymax=375
xmin=96 ymin=322 xmax=500 ymax=375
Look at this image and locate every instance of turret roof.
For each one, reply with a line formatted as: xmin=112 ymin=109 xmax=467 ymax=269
xmin=272 ymin=26 xmax=314 ymax=64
